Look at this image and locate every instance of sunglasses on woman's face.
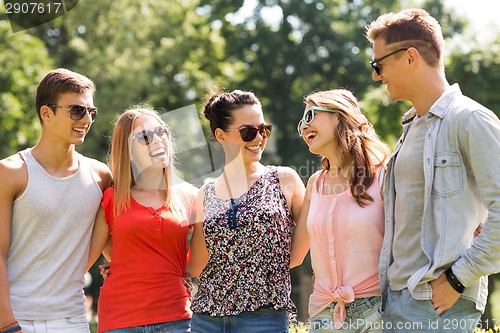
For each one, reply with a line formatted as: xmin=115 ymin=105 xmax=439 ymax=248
xmin=297 ymin=106 xmax=338 ymax=136
xmin=47 ymin=104 xmax=98 ymax=122
xmin=225 ymin=123 xmax=273 ymax=142
xmin=133 ymin=125 xmax=170 ymax=145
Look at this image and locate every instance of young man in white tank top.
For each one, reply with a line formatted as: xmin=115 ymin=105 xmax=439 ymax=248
xmin=0 ymin=69 xmax=112 ymax=333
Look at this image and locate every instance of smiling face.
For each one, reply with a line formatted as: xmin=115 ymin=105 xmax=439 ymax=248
xmin=129 ymin=114 xmax=171 ymax=177
xmin=41 ymin=91 xmax=95 ymax=146
xmin=218 ymin=104 xmax=268 ymax=165
xmin=299 ymin=102 xmax=340 ymax=156
xmin=371 ymin=38 xmax=413 ymax=101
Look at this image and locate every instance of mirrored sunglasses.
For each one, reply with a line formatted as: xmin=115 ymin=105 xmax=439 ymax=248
xmin=47 ymin=104 xmax=98 ymax=122
xmin=226 ymin=123 xmax=273 ymax=142
xmin=297 ymin=106 xmax=338 ymax=136
xmin=133 ymin=125 xmax=170 ymax=145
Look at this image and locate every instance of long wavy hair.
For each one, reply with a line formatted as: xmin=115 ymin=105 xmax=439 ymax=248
xmin=109 ymin=106 xmax=174 ymax=218
xmin=304 ymin=89 xmax=391 ymax=206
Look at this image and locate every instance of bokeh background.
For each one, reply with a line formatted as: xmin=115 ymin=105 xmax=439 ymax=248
xmin=1 ymin=0 xmax=499 ymax=328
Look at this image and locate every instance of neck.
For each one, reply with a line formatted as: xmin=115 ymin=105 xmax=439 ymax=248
xmin=410 ymin=69 xmax=449 ymax=117
xmin=30 ymin=142 xmax=78 ymax=172
xmin=133 ymin=167 xmax=168 ymax=190
xmin=223 ymin=154 xmax=264 ymax=181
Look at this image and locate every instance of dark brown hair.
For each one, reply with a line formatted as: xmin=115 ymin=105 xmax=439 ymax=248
xmin=202 ymin=89 xmax=261 ymax=137
xmin=35 ymin=68 xmax=95 ymax=122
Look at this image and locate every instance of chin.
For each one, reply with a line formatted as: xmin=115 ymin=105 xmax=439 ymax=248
xmin=308 ymin=143 xmax=321 ymax=156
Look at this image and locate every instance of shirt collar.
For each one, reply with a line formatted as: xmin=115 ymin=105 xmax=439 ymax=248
xmin=401 ymin=84 xmax=462 ymax=125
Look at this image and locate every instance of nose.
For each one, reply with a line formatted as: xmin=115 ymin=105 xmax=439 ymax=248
xmin=299 ymin=121 xmax=308 ymax=136
xmin=81 ymin=108 xmax=94 ymax=123
xmin=372 ymin=70 xmax=382 ymax=81
xmin=255 ymin=128 xmax=265 ymax=141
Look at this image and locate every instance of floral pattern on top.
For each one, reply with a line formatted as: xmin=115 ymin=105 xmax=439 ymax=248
xmin=191 ymin=167 xmax=296 ymax=322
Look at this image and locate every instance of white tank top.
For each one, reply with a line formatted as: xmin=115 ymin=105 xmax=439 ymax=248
xmin=8 ymin=148 xmax=102 ymax=320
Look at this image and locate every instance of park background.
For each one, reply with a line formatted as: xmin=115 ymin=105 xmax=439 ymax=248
xmin=1 ymin=0 xmax=499 ymax=329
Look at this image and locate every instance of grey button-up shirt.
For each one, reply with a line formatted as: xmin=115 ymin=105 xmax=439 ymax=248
xmin=380 ymin=84 xmax=500 ymax=312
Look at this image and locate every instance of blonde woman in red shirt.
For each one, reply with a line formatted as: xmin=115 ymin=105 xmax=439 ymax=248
xmin=291 ymin=89 xmax=390 ymax=332
xmin=87 ymin=106 xmax=197 ymax=333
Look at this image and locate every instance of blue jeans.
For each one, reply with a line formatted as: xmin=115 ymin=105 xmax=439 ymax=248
xmin=105 ymin=319 xmax=191 ymax=333
xmin=191 ymin=308 xmax=288 ymax=333
xmin=383 ymin=288 xmax=481 ymax=332
xmin=308 ymin=296 xmax=382 ymax=333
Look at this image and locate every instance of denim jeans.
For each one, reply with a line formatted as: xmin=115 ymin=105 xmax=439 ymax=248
xmin=19 ymin=314 xmax=90 ymax=333
xmin=105 ymin=319 xmax=191 ymax=333
xmin=383 ymin=288 xmax=481 ymax=332
xmin=191 ymin=308 xmax=288 ymax=333
xmin=308 ymin=296 xmax=382 ymax=333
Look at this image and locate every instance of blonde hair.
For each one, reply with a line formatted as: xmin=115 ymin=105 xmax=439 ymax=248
xmin=109 ymin=106 xmax=173 ymax=218
xmin=365 ymin=8 xmax=445 ymax=67
xmin=304 ymin=89 xmax=391 ymax=206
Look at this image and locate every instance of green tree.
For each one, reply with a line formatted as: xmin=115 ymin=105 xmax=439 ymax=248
xmin=27 ymin=0 xmax=229 ymax=162
xmin=0 ymin=14 xmax=53 ymax=158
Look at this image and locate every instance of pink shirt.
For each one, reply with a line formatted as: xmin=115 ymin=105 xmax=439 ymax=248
xmin=307 ymin=169 xmax=384 ymax=324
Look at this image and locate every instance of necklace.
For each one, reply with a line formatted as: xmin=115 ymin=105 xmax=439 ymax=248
xmin=222 ymin=172 xmax=239 ymax=230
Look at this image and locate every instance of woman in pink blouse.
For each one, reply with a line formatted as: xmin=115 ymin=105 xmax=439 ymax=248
xmin=291 ymin=89 xmax=391 ymax=332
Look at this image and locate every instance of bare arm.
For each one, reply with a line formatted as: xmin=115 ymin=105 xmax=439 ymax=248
xmin=0 ymin=155 xmax=26 ymax=324
xmin=86 ymin=206 xmax=110 ymax=271
xmin=278 ymin=166 xmax=305 ymax=224
xmin=88 ymin=158 xmax=112 ymax=193
xmin=276 ymin=166 xmax=308 ymax=268
xmin=290 ymin=177 xmax=312 ymax=268
xmin=185 ymin=186 xmax=208 ymax=278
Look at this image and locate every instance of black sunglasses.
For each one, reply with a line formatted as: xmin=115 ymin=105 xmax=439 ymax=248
xmin=132 ymin=125 xmax=170 ymax=145
xmin=297 ymin=106 xmax=338 ymax=137
xmin=370 ymin=48 xmax=408 ymax=75
xmin=47 ymin=104 xmax=98 ymax=122
xmin=225 ymin=123 xmax=273 ymax=142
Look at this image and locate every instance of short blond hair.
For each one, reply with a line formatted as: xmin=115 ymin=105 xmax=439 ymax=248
xmin=365 ymin=8 xmax=444 ymax=67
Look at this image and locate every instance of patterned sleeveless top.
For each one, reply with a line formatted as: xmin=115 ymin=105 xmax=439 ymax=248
xmin=191 ymin=167 xmax=296 ymax=321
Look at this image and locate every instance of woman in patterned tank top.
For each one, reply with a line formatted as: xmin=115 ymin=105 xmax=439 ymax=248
xmin=186 ymin=89 xmax=306 ymax=333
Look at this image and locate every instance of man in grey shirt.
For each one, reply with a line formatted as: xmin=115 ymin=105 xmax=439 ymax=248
xmin=365 ymin=8 xmax=500 ymax=332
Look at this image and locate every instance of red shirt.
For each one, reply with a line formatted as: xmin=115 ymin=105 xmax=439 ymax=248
xmin=97 ymin=186 xmax=196 ymax=332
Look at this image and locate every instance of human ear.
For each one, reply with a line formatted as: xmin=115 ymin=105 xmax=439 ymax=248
xmin=214 ymin=128 xmax=225 ymax=144
xmin=407 ymin=47 xmax=419 ymax=66
xmin=40 ymin=105 xmax=52 ymax=120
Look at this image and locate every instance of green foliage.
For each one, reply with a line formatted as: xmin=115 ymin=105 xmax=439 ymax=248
xmin=196 ymin=0 xmax=405 ymax=174
xmin=24 ymin=0 xmax=229 ymax=161
xmin=446 ymin=39 xmax=500 ymax=117
xmin=2 ymin=0 xmax=500 ymax=324
xmin=0 ymin=17 xmax=53 ymax=157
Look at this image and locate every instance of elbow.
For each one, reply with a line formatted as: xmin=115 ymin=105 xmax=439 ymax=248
xmin=290 ymin=255 xmax=305 ymax=269
xmin=185 ymin=264 xmax=202 ymax=278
